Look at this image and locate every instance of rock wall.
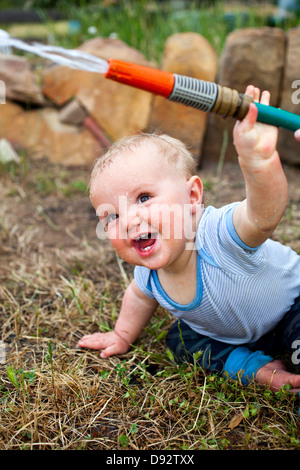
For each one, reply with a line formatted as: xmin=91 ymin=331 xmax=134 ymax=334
xmin=202 ymin=26 xmax=300 ymax=167
xmin=202 ymin=27 xmax=287 ymax=165
xmin=148 ymin=33 xmax=218 ymax=157
xmin=0 ymin=37 xmax=157 ymax=166
xmin=0 ymin=28 xmax=300 ymax=167
xmin=277 ymin=28 xmax=300 ymax=166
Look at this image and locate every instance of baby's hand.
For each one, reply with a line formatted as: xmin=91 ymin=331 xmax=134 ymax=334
xmin=78 ymin=330 xmax=130 ymax=358
xmin=233 ymin=85 xmax=279 ymax=163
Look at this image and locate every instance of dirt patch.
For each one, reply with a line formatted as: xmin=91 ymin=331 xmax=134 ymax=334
xmin=1 ymin=156 xmax=299 ymax=342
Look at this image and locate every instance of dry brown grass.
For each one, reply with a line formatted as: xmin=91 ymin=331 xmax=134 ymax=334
xmin=1 ymin=156 xmax=300 ymax=451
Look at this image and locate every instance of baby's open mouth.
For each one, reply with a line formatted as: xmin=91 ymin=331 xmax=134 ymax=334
xmin=132 ymin=233 xmax=157 ymax=254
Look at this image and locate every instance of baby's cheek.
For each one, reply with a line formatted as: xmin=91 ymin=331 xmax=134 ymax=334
xmin=111 ymin=242 xmax=126 ymax=261
xmin=110 ymin=239 xmax=134 ymax=263
xmin=161 ymin=206 xmax=187 ymax=240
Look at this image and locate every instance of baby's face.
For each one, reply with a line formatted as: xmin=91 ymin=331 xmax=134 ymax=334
xmin=90 ymin=142 xmax=202 ymax=271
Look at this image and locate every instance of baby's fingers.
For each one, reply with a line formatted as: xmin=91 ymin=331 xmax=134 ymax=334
xmin=259 ymin=90 xmax=270 ymax=106
xmin=78 ymin=332 xmax=107 ymax=350
xmin=245 ymin=84 xmax=259 ymax=102
xmin=235 ymin=87 xmax=270 ymax=133
xmin=78 ymin=331 xmax=130 ymax=357
xmin=100 ymin=344 xmax=124 ymax=358
xmin=244 ymin=102 xmax=259 ymax=127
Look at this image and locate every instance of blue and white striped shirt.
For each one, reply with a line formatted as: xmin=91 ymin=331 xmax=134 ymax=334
xmin=134 ymin=203 xmax=300 ymax=345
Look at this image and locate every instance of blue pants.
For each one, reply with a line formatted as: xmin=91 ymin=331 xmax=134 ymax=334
xmin=166 ymin=294 xmax=300 ymax=383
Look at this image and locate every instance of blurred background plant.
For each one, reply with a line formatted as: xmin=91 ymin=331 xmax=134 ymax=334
xmin=1 ymin=1 xmax=300 ymax=61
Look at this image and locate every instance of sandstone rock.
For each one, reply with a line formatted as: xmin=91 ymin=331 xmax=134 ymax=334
xmin=148 ymin=33 xmax=218 ymax=163
xmin=0 ymin=54 xmax=45 ymax=105
xmin=278 ymin=28 xmax=300 ymax=165
xmin=0 ymin=101 xmax=99 ymax=165
xmin=59 ymin=98 xmax=87 ymax=125
xmin=202 ymin=27 xmax=286 ymax=166
xmin=42 ymin=37 xmax=155 ymax=141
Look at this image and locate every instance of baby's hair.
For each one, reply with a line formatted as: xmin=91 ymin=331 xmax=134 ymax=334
xmin=90 ymin=132 xmax=197 ymax=183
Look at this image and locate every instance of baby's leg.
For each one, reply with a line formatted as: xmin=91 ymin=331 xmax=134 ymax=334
xmin=166 ymin=320 xmax=276 ymax=388
xmin=166 ymin=318 xmax=300 ymax=393
xmin=278 ymin=294 xmax=300 ymax=372
xmin=256 ymin=293 xmax=300 ymax=393
xmin=166 ymin=320 xmax=247 ymax=374
xmin=166 ymin=320 xmax=273 ymax=376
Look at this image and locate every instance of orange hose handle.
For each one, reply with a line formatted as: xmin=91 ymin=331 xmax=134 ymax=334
xmin=105 ymin=59 xmax=300 ymax=132
xmin=105 ymin=59 xmax=175 ymax=98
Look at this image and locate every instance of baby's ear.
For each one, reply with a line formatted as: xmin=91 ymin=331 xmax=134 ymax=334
xmin=187 ymin=175 xmax=203 ymax=212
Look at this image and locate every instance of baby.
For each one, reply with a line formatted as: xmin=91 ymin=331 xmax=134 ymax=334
xmin=79 ymin=86 xmax=300 ymax=393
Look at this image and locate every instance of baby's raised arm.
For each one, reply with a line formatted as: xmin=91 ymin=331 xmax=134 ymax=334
xmin=78 ymin=280 xmax=158 ymax=357
xmin=232 ymin=86 xmax=289 ymax=248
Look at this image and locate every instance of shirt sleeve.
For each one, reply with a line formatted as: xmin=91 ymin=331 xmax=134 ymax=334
xmin=134 ymin=266 xmax=155 ymax=299
xmin=225 ymin=204 xmax=260 ymax=252
xmin=196 ymin=204 xmax=266 ymax=275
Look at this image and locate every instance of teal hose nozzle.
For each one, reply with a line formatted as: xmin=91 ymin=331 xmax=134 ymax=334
xmin=255 ymin=102 xmax=300 ymax=132
xmin=168 ymin=76 xmax=300 ymax=132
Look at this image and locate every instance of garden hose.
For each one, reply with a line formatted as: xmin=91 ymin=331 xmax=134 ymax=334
xmin=1 ymin=30 xmax=300 ymax=133
xmin=105 ymin=59 xmax=300 ymax=132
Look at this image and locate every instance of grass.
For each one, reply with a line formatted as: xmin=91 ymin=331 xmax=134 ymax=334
xmin=2 ymin=1 xmax=300 ymax=63
xmin=1 ymin=0 xmax=300 ymax=452
xmin=56 ymin=0 xmax=300 ymax=61
xmin=1 ymin=156 xmax=300 ymax=450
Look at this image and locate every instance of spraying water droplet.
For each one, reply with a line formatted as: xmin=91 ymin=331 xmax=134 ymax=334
xmin=0 ymin=29 xmax=109 ymax=74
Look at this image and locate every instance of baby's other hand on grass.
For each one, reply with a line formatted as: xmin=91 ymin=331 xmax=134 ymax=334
xmin=78 ymin=331 xmax=130 ymax=358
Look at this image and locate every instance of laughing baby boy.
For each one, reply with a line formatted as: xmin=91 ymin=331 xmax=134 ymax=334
xmin=79 ymin=86 xmax=300 ymax=393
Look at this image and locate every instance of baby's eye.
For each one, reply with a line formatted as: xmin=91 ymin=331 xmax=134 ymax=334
xmin=138 ymin=194 xmax=151 ymax=204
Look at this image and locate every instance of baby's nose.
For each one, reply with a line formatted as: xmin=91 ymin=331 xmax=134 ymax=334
xmin=127 ymin=211 xmax=141 ymax=234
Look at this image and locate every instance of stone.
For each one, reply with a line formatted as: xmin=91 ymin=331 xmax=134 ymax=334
xmin=59 ymin=98 xmax=87 ymax=125
xmin=277 ymin=28 xmax=300 ymax=165
xmin=202 ymin=27 xmax=286 ymax=166
xmin=42 ymin=37 xmax=156 ymax=141
xmin=0 ymin=101 xmax=99 ymax=165
xmin=148 ymin=33 xmax=218 ymax=162
xmin=0 ymin=138 xmax=20 ymax=163
xmin=0 ymin=53 xmax=45 ymax=105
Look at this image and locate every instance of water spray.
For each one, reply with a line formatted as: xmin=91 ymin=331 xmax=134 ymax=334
xmin=1 ymin=31 xmax=300 ymax=132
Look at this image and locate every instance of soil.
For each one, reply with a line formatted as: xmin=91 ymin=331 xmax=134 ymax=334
xmin=1 ymin=157 xmax=299 ymax=272
xmin=0 ymin=155 xmax=299 ymax=451
xmin=0 ymin=156 xmax=300 ymax=359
